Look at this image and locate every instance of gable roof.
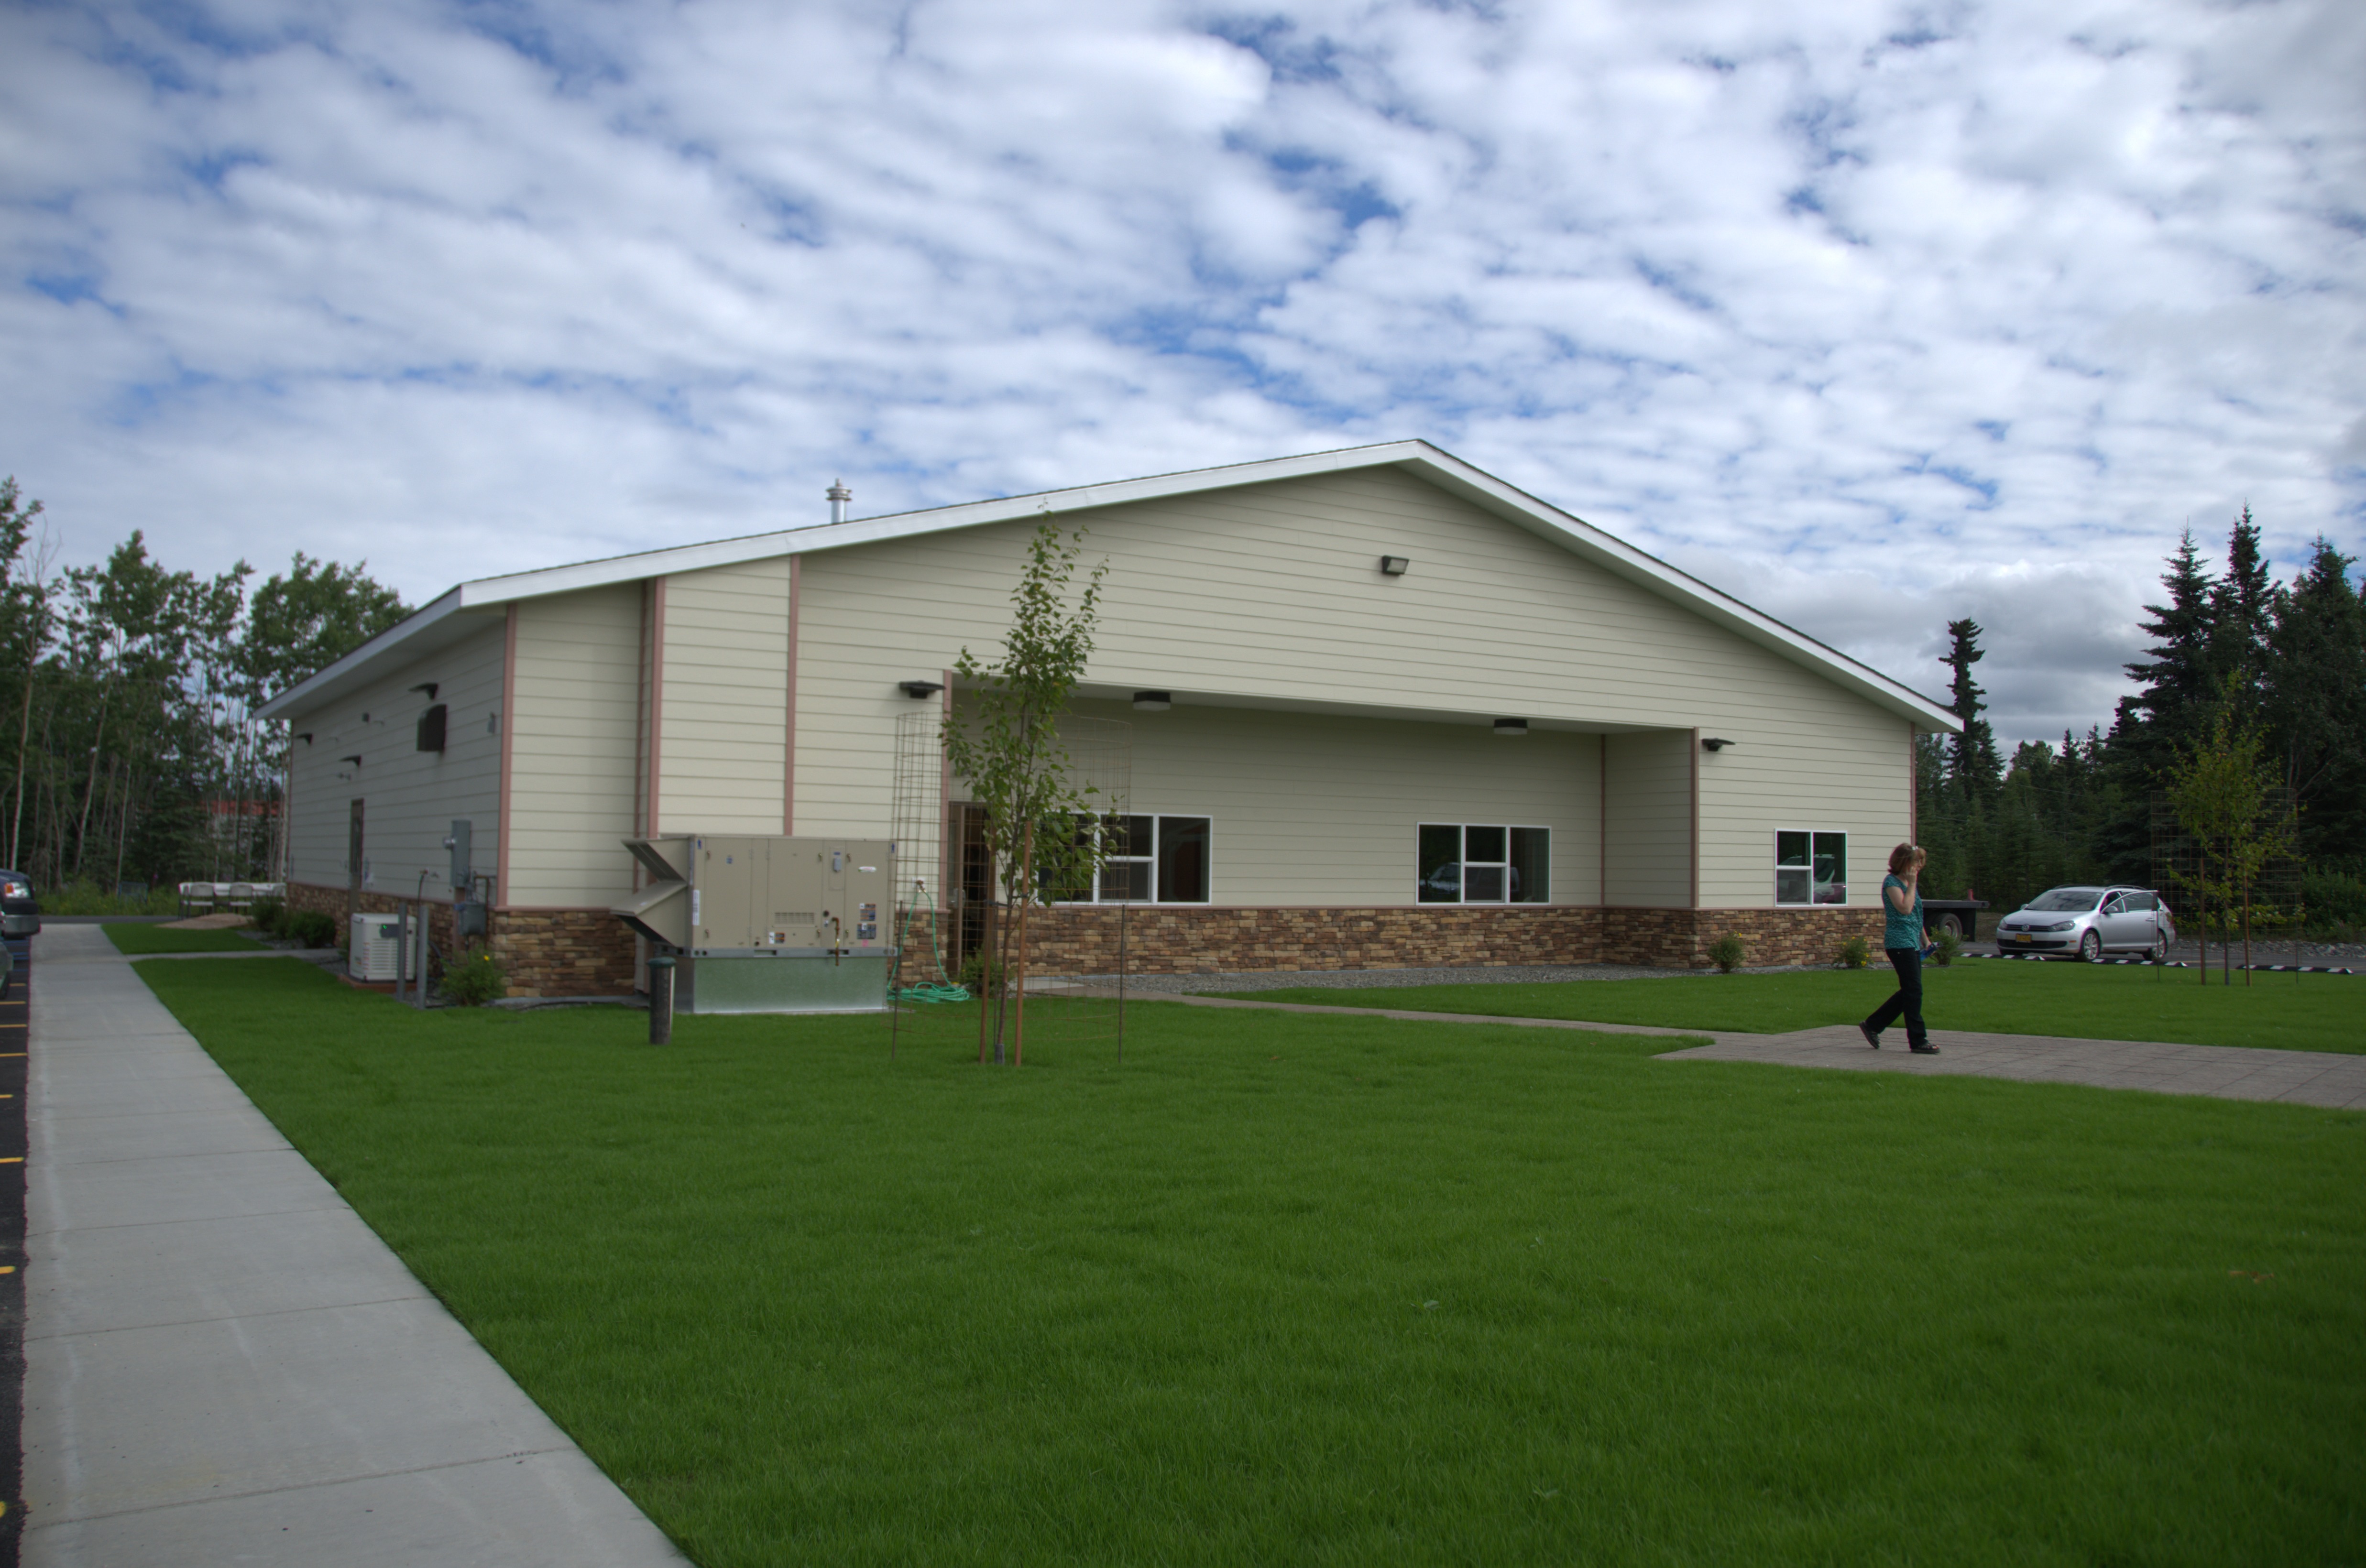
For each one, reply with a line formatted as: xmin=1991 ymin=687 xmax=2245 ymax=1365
xmin=258 ymin=440 xmax=1961 ymax=731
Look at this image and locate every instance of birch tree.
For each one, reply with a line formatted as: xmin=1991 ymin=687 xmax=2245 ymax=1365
xmin=939 ymin=517 xmax=1107 ymax=1066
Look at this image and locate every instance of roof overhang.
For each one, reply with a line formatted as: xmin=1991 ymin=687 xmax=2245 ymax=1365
xmin=253 ymin=588 xmax=504 ymax=720
xmin=1062 ymin=682 xmax=1674 ymax=734
xmin=256 ymin=441 xmax=1961 ymax=733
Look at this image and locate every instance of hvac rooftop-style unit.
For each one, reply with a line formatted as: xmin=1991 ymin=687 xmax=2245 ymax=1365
xmin=613 ymin=835 xmax=897 ymax=1014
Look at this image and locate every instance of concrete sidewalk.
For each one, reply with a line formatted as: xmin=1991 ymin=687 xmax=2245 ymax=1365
xmin=1143 ymin=992 xmax=2366 ymax=1108
xmin=1661 ymin=1024 xmax=2366 ymax=1106
xmin=21 ymin=925 xmax=688 ymax=1566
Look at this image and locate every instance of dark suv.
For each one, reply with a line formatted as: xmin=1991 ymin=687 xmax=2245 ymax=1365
xmin=2 ymin=870 xmax=40 ymax=938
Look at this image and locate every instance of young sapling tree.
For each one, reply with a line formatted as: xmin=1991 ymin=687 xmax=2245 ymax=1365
xmin=939 ymin=517 xmax=1108 ymax=1064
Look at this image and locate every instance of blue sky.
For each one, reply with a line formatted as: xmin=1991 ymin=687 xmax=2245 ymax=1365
xmin=5 ymin=0 xmax=2362 ymax=743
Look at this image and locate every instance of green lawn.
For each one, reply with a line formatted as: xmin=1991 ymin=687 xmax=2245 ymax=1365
xmin=1215 ymin=960 xmax=2366 ymax=1053
xmin=138 ymin=958 xmax=2363 ymax=1567
xmin=101 ymin=922 xmax=265 ymax=955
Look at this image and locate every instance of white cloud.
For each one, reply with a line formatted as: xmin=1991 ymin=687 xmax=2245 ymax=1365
xmin=1 ymin=0 xmax=2360 ymax=745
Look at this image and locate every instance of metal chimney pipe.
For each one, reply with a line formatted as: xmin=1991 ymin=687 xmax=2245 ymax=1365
xmin=827 ymin=479 xmax=851 ymax=524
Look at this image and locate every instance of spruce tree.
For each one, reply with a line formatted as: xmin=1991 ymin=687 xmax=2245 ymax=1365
xmin=2098 ymin=533 xmax=2219 ymax=884
xmin=1939 ymin=618 xmax=2003 ymax=801
xmin=2114 ymin=531 xmax=2219 ymax=770
xmin=2208 ymin=505 xmax=2273 ymax=700
xmin=2262 ymin=537 xmax=2366 ymax=866
xmin=2112 ymin=532 xmax=2220 ymax=801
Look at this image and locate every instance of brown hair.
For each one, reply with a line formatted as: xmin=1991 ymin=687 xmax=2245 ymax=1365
xmin=1888 ymin=843 xmax=1926 ymax=875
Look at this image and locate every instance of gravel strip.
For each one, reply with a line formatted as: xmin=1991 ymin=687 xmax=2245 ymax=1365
xmin=1968 ymin=938 xmax=2366 ymax=967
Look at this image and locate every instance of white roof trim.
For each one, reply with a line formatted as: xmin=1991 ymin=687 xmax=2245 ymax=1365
xmin=260 ymin=441 xmax=1961 ymax=731
xmin=450 ymin=443 xmax=1440 ymax=608
xmin=254 ymin=587 xmax=470 ymax=720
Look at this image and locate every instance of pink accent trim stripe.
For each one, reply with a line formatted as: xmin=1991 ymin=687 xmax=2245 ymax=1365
xmin=941 ymin=669 xmax=955 ymax=893
xmin=648 ymin=577 xmax=667 ymax=837
xmin=784 ymin=555 xmax=800 ymax=835
xmin=1688 ymin=727 xmax=1701 ymax=910
xmin=496 ymin=603 xmax=518 ymax=910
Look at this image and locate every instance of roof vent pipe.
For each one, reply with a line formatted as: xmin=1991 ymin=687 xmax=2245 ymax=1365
xmin=827 ymin=479 xmax=851 ymax=525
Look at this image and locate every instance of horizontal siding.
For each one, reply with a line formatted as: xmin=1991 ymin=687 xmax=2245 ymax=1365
xmin=790 ymin=468 xmax=1916 ymax=871
xmin=508 ymin=585 xmax=641 ymax=906
xmin=659 ymin=559 xmax=788 ymax=835
xmin=801 ymin=467 xmax=1858 ymax=719
xmin=980 ymin=698 xmax=1606 ymax=906
xmin=1698 ymin=704 xmax=1912 ymax=907
xmin=460 ymin=466 xmax=1911 ymax=911
xmin=1603 ymin=730 xmax=1692 ymax=908
xmin=282 ymin=618 xmax=505 ymax=901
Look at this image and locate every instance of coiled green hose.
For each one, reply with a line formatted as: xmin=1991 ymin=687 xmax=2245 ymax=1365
xmin=889 ymin=883 xmax=971 ymax=1005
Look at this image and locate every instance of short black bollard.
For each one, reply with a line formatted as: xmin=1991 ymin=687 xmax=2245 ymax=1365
xmin=648 ymin=954 xmax=676 ymax=1045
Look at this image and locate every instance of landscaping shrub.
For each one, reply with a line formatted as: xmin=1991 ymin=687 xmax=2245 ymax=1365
xmin=249 ymin=895 xmax=286 ymax=936
xmin=2301 ymin=869 xmax=2366 ymax=938
xmin=1836 ymin=935 xmax=1870 ymax=969
xmin=1932 ymin=927 xmax=1962 ymax=966
xmin=438 ymin=942 xmax=508 ymax=1006
xmin=1705 ymin=933 xmax=1745 ymax=972
xmin=956 ymin=947 xmax=1011 ymax=999
xmin=284 ymin=910 xmax=337 ymax=948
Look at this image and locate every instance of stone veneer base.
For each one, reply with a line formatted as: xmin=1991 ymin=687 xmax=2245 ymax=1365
xmin=284 ymin=883 xmax=639 ymax=999
xmin=951 ymin=903 xmax=1887 ymax=979
xmin=288 ymin=885 xmax=1886 ymax=997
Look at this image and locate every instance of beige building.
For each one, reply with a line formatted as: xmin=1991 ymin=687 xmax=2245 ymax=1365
xmin=258 ymin=442 xmax=1958 ymax=994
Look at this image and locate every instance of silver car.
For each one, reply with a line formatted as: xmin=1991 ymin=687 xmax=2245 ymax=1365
xmin=1994 ymin=885 xmax=2176 ymax=961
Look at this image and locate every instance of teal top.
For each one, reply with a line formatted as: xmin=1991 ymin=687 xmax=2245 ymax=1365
xmin=1883 ymin=875 xmax=1924 ymax=951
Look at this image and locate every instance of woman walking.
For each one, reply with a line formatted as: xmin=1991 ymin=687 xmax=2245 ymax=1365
xmin=1861 ymin=843 xmax=1940 ymax=1055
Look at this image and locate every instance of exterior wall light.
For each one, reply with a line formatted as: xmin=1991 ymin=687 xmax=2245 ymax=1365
xmin=1379 ymin=555 xmax=1410 ymax=576
xmin=1133 ymin=691 xmax=1172 ymax=711
xmin=1701 ymin=737 xmax=1735 ymax=751
xmin=899 ymin=680 xmax=945 ymax=699
xmin=1493 ymin=718 xmax=1528 ymax=736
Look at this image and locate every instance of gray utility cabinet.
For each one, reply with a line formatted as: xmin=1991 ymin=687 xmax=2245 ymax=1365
xmin=613 ymin=835 xmax=897 ymax=1014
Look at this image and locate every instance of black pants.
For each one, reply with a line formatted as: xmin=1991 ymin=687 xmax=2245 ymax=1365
xmin=1866 ymin=947 xmax=1927 ymax=1046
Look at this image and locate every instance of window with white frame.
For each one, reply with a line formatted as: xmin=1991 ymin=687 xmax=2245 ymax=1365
xmin=1774 ymin=831 xmax=1847 ymax=904
xmin=1416 ymin=824 xmax=1549 ymax=904
xmin=1052 ymin=814 xmax=1211 ymax=903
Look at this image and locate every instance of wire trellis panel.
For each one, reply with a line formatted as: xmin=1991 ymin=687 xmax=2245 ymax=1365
xmin=889 ymin=710 xmax=956 ymax=990
xmin=887 ymin=709 xmax=1137 ymax=1065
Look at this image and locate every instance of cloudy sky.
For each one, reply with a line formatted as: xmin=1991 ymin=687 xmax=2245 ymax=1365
xmin=6 ymin=0 xmax=2362 ymax=744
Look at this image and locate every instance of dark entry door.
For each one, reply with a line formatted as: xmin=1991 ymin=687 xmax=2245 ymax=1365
xmin=346 ymin=798 xmax=365 ymax=934
xmin=954 ymin=805 xmax=992 ymax=969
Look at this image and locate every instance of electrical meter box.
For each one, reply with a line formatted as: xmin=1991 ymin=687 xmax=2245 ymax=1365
xmin=612 ymin=835 xmax=896 ymax=1014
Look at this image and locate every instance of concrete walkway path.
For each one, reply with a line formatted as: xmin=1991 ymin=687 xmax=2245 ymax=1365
xmin=1660 ymin=1024 xmax=2366 ymax=1106
xmin=21 ymin=925 xmax=688 ymax=1567
xmin=1145 ymin=992 xmax=2366 ymax=1109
